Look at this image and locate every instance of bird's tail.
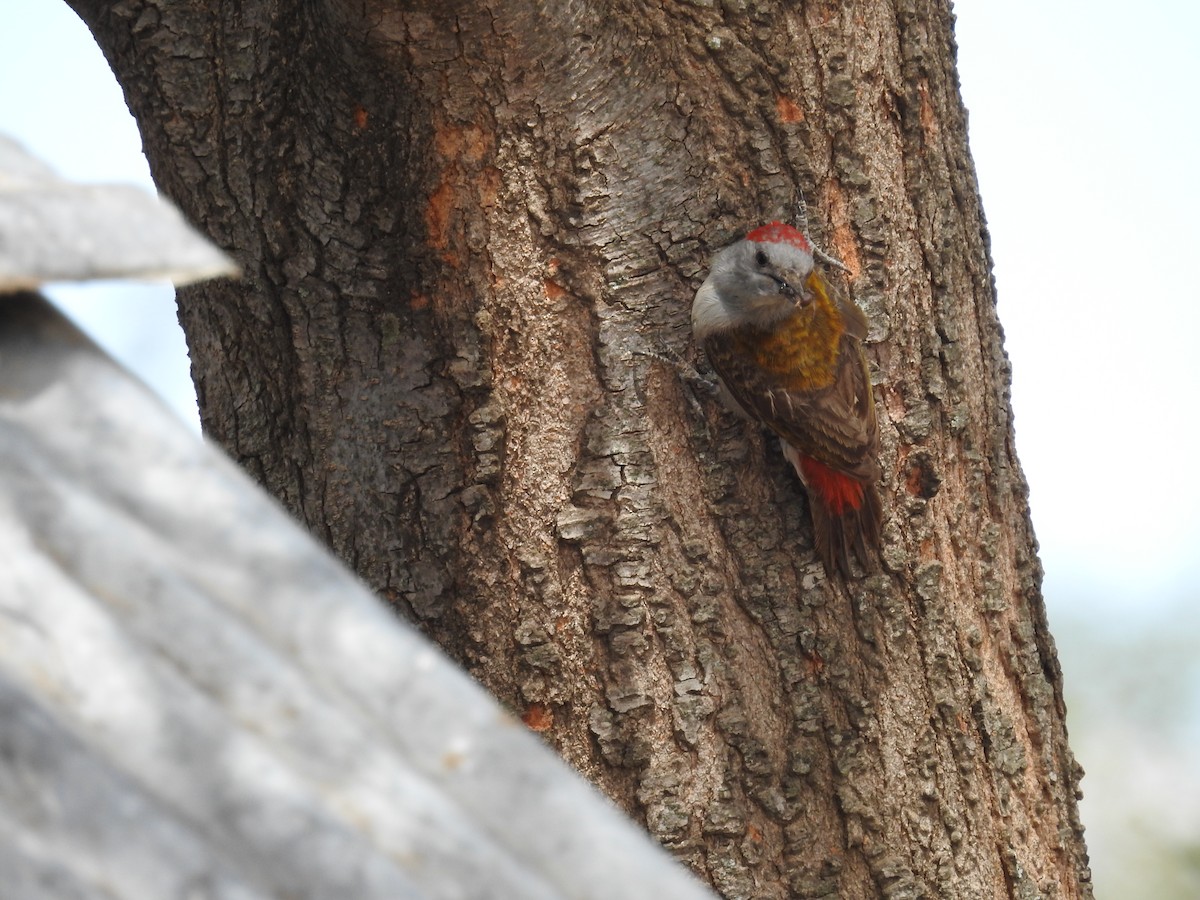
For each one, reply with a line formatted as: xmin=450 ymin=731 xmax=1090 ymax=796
xmin=782 ymin=444 xmax=882 ymax=577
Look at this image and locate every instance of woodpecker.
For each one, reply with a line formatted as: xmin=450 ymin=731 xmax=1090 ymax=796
xmin=692 ymin=222 xmax=882 ymax=577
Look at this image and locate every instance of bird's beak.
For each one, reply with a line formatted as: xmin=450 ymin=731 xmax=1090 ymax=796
xmin=781 ymin=270 xmax=813 ymax=307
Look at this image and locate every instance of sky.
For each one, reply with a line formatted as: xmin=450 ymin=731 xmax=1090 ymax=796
xmin=0 ymin=3 xmax=195 ymax=429
xmin=2 ymin=1 xmax=1198 ymax=895
xmin=955 ymin=1 xmax=1200 ymax=614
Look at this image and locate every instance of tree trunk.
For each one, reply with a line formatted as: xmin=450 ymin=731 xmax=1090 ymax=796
xmin=70 ymin=0 xmax=1092 ymax=896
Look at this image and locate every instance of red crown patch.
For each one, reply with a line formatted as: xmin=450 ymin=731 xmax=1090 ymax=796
xmin=745 ymin=221 xmax=812 ymax=251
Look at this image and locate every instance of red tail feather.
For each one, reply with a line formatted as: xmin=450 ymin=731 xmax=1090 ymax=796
xmin=783 ymin=446 xmax=881 ymax=576
xmin=796 ymin=455 xmax=864 ymax=516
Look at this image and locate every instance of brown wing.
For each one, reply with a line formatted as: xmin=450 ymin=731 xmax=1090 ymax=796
xmin=703 ymin=330 xmax=879 ymax=483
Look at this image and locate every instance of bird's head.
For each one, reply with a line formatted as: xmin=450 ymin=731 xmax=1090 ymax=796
xmin=692 ymin=222 xmax=817 ymax=339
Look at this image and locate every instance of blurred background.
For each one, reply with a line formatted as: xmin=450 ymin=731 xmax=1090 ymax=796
xmin=2 ymin=2 xmax=1197 ymax=895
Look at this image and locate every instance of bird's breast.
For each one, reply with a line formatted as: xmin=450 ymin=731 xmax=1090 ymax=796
xmin=726 ymin=299 xmax=844 ymax=393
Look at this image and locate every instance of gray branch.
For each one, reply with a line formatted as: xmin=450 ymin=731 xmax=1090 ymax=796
xmin=0 ymin=134 xmax=713 ymax=899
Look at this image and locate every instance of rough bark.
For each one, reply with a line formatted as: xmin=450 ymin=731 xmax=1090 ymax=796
xmin=69 ymin=0 xmax=1092 ymax=896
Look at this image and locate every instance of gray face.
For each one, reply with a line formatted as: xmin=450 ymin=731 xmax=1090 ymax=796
xmin=706 ymin=238 xmax=815 ymax=325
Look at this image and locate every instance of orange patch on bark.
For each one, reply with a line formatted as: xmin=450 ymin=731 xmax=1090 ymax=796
xmin=479 ymin=166 xmax=502 ymax=208
xmin=804 ymin=650 xmax=825 ymax=677
xmin=425 ymin=119 xmax=497 ymax=264
xmin=776 ymin=94 xmax=805 ymax=123
xmin=543 ymin=280 xmax=567 ymax=300
xmin=522 ymin=703 xmax=554 ymax=732
xmin=917 ymin=79 xmax=939 ymax=137
xmin=424 ymin=180 xmax=461 ymax=266
xmin=352 ymin=104 xmax=368 ymax=131
xmin=434 ymin=122 xmax=490 ymax=164
xmin=821 ymin=181 xmax=861 ymax=276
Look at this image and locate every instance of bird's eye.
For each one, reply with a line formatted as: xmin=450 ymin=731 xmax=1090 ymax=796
xmin=755 ymin=249 xmax=768 ymax=267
